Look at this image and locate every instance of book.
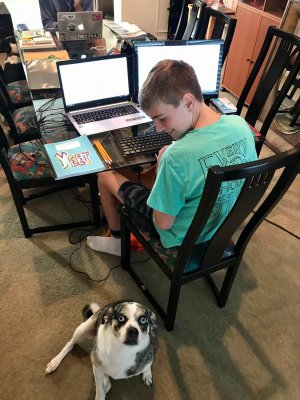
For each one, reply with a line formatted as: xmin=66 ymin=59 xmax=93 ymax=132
xmin=23 ymin=49 xmax=70 ymax=62
xmin=104 ymin=21 xmax=147 ymax=40
xmin=44 ymin=135 xmax=105 ymax=180
xmin=210 ymin=97 xmax=237 ymax=114
xmin=19 ymin=31 xmax=56 ymax=50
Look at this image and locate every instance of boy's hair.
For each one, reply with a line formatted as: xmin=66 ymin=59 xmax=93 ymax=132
xmin=139 ymin=59 xmax=204 ymax=112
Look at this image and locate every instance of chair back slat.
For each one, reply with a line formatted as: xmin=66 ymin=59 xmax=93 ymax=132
xmin=182 ymin=0 xmax=207 ymax=40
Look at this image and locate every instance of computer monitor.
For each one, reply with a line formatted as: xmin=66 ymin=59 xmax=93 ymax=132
xmin=132 ymin=40 xmax=224 ymax=103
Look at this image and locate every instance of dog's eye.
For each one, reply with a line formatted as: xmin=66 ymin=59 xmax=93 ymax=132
xmin=118 ymin=315 xmax=125 ymax=322
xmin=140 ymin=316 xmax=147 ymax=324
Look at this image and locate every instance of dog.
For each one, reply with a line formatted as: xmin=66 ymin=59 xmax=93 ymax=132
xmin=45 ymin=300 xmax=157 ymax=400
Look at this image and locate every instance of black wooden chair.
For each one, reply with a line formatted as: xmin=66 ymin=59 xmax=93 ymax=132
xmin=236 ymin=26 xmax=300 ymax=155
xmin=197 ymin=7 xmax=237 ymax=66
xmin=180 ymin=0 xmax=207 ymax=41
xmin=120 ymin=146 xmax=300 ymax=331
xmin=0 ymin=124 xmax=100 ymax=238
xmin=0 ymin=83 xmax=41 ymax=144
xmin=0 ymin=65 xmax=32 ymax=111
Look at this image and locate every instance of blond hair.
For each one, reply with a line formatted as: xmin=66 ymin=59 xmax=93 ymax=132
xmin=139 ymin=59 xmax=203 ymax=112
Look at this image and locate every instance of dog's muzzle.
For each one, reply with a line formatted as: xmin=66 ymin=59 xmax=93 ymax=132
xmin=124 ymin=326 xmax=139 ymax=345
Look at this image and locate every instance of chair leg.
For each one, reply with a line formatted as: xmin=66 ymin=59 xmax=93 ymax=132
xmin=89 ymin=178 xmax=101 ymax=228
xmin=121 ymin=216 xmax=131 ymax=270
xmin=218 ymin=264 xmax=240 ymax=308
xmin=165 ymin=280 xmax=182 ymax=331
xmin=11 ymin=186 xmax=32 ymax=237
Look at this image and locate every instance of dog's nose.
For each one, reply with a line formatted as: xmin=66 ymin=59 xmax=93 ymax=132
xmin=127 ymin=326 xmax=139 ymax=339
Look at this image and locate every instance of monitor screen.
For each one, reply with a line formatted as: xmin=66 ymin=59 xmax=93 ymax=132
xmin=132 ymin=40 xmax=223 ymax=102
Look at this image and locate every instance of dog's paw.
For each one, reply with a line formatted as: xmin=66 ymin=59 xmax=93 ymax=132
xmin=103 ymin=375 xmax=111 ymax=394
xmin=45 ymin=356 xmax=61 ymax=374
xmin=142 ymin=371 xmax=153 ymax=386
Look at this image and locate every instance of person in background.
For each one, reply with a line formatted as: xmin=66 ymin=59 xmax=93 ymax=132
xmin=87 ymin=59 xmax=258 ymax=256
xmin=39 ymin=0 xmax=93 ymax=30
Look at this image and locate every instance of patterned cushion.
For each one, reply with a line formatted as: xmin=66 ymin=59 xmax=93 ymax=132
xmin=8 ymin=141 xmax=52 ymax=180
xmin=7 ymin=80 xmax=31 ymax=104
xmin=42 ymin=129 xmax=79 ymax=144
xmin=13 ymin=106 xmax=38 ymax=135
xmin=135 ymin=225 xmax=234 ymax=274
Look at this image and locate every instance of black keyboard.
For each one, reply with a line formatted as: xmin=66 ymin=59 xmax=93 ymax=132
xmin=116 ymin=132 xmax=173 ymax=158
xmin=73 ymin=104 xmax=138 ymax=125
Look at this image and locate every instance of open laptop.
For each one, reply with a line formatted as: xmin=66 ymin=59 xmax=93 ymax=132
xmin=57 ymin=11 xmax=103 ymax=41
xmin=57 ymin=54 xmax=152 ymax=136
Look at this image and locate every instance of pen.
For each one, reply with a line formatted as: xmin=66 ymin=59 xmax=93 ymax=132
xmin=94 ymin=139 xmax=112 ymax=164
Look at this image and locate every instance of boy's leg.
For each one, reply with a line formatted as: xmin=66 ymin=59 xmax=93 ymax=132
xmin=97 ymin=170 xmax=129 ymax=231
xmin=87 ymin=170 xmax=128 ymax=255
xmin=87 ymin=168 xmax=156 ymax=256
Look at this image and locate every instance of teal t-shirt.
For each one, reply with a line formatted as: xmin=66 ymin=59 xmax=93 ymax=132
xmin=147 ymin=115 xmax=257 ymax=248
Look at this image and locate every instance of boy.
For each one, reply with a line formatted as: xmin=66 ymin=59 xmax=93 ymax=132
xmin=87 ymin=59 xmax=257 ymax=256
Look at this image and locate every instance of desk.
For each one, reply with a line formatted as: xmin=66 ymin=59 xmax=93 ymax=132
xmin=17 ymin=26 xmax=156 ymax=174
xmin=32 ymin=96 xmax=156 ymax=175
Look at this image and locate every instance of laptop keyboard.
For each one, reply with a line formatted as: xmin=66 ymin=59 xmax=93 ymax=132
xmin=73 ymin=104 xmax=138 ymax=125
xmin=116 ymin=132 xmax=173 ymax=158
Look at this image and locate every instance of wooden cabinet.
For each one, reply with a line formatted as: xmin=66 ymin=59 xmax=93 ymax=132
xmin=222 ymin=2 xmax=286 ymax=102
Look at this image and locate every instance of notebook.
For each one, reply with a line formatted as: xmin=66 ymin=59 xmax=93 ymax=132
xmin=57 ymin=11 xmax=103 ymax=41
xmin=57 ymin=54 xmax=152 ymax=136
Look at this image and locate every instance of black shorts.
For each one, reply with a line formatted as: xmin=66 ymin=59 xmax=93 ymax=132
xmin=118 ymin=181 xmax=157 ymax=234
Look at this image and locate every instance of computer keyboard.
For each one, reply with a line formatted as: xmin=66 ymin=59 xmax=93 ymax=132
xmin=73 ymin=105 xmax=138 ymax=124
xmin=116 ymin=132 xmax=173 ymax=158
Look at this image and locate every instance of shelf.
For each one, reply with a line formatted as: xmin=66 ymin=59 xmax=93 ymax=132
xmin=239 ymin=0 xmax=288 ymax=18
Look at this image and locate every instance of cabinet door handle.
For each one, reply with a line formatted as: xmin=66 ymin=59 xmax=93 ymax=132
xmin=250 ymin=61 xmax=254 ymax=64
xmin=246 ymin=58 xmax=251 ymax=62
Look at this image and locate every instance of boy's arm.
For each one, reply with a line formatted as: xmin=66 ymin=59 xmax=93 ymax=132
xmin=153 ymin=210 xmax=175 ymax=230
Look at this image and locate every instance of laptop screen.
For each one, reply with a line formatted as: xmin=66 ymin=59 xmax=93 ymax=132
xmin=132 ymin=40 xmax=223 ymax=102
xmin=57 ymin=54 xmax=131 ymax=112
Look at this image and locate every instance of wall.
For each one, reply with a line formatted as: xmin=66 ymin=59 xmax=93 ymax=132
xmin=6 ymin=0 xmax=42 ymax=28
xmin=114 ymin=0 xmax=169 ymax=39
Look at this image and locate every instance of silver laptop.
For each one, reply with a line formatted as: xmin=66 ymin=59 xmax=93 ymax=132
xmin=57 ymin=54 xmax=152 ymax=136
xmin=57 ymin=11 xmax=103 ymax=41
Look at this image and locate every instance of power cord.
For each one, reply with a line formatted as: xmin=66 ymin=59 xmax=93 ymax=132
xmin=263 ymin=216 xmax=300 ymax=240
xmin=68 ymin=226 xmax=150 ymax=282
xmin=252 ymin=210 xmax=300 ymax=240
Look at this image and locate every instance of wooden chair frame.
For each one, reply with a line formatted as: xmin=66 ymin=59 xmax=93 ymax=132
xmin=120 ymin=147 xmax=300 ymax=331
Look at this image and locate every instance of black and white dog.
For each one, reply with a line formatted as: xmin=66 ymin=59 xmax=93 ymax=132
xmin=45 ymin=301 xmax=157 ymax=400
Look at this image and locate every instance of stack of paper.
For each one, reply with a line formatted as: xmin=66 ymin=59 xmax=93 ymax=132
xmin=104 ymin=21 xmax=147 ymax=40
xmin=19 ymin=30 xmax=56 ymax=50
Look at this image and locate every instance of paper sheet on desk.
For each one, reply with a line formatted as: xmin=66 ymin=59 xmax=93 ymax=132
xmin=26 ymin=59 xmax=60 ymax=90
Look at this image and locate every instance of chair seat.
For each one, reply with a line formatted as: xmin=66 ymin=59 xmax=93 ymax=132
xmin=134 ymin=222 xmax=234 ymax=273
xmin=7 ymin=80 xmax=31 ymax=105
xmin=13 ymin=105 xmax=38 ymax=136
xmin=42 ymin=129 xmax=79 ymax=144
xmin=8 ymin=141 xmax=52 ymax=180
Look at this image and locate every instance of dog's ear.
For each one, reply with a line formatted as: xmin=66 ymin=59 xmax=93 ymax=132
xmin=101 ymin=305 xmax=115 ymax=325
xmin=147 ymin=309 xmax=157 ymax=336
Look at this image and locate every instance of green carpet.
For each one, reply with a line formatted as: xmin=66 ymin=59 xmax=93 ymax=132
xmin=0 ymin=147 xmax=299 ymax=400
